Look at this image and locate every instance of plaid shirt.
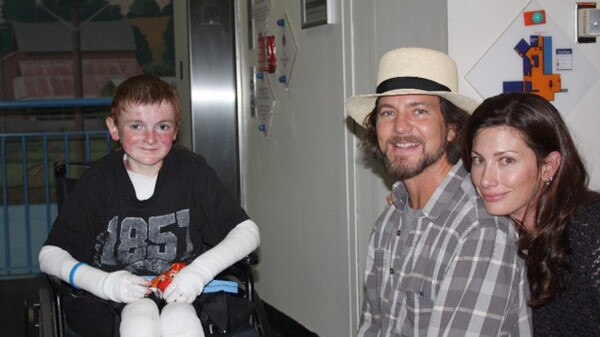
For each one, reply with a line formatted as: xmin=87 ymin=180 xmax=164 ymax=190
xmin=357 ymin=163 xmax=532 ymax=337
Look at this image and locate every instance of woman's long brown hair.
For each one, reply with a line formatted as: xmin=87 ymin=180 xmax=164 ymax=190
xmin=463 ymin=93 xmax=589 ymax=307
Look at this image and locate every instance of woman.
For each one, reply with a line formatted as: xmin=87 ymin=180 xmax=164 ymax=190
xmin=463 ymin=92 xmax=600 ymax=336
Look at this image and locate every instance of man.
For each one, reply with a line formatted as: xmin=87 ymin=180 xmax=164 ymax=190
xmin=346 ymin=48 xmax=532 ymax=336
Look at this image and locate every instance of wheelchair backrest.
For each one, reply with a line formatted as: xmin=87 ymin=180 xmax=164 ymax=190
xmin=54 ymin=162 xmax=92 ymax=211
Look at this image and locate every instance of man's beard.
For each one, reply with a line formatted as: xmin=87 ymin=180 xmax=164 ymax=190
xmin=382 ymin=136 xmax=447 ymax=181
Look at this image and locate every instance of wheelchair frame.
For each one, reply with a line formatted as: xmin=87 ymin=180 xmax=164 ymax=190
xmin=26 ymin=162 xmax=271 ymax=337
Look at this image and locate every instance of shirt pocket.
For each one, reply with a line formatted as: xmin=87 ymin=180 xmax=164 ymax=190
xmin=398 ymin=233 xmax=452 ymax=301
xmin=399 ymin=273 xmax=435 ymax=306
xmin=395 ymin=247 xmax=440 ymax=314
xmin=396 ymin=280 xmax=435 ymax=336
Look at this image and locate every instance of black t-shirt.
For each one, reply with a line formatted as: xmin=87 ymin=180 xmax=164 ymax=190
xmin=45 ymin=146 xmax=249 ymax=276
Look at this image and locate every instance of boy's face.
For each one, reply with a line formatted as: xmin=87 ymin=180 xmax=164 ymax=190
xmin=106 ymin=101 xmax=178 ymax=176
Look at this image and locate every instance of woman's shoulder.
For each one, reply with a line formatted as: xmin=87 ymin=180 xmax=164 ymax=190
xmin=569 ymin=191 xmax=600 ymax=250
xmin=584 ymin=189 xmax=600 ymax=204
xmin=577 ymin=190 xmax=600 ymax=221
xmin=572 ymin=191 xmax=600 ymax=294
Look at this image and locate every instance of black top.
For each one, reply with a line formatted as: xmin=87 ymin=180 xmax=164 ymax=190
xmin=533 ymin=192 xmax=600 ymax=336
xmin=45 ymin=146 xmax=249 ymax=276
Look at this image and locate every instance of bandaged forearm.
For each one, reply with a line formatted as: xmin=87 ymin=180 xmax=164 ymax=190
xmin=164 ymin=219 xmax=260 ymax=303
xmin=190 ymin=219 xmax=260 ymax=281
xmin=39 ymin=245 xmax=148 ymax=303
xmin=39 ymin=245 xmax=79 ymax=282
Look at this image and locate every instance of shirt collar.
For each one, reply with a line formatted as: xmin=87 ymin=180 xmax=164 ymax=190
xmin=392 ymin=161 xmax=469 ymax=221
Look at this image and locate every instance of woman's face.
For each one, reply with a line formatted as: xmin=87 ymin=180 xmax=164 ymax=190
xmin=470 ymin=126 xmax=548 ymax=230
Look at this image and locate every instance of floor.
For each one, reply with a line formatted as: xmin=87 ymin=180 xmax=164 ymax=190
xmin=0 ymin=274 xmax=51 ymax=336
xmin=0 ymin=275 xmax=294 ymax=337
xmin=263 ymin=302 xmax=318 ymax=337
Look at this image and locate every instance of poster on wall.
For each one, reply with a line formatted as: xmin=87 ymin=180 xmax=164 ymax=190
xmin=255 ymin=71 xmax=275 ymax=138
xmin=251 ymin=0 xmax=271 ymax=50
xmin=275 ymin=12 xmax=298 ymax=89
xmin=252 ymin=8 xmax=299 ymax=137
xmin=465 ymin=0 xmax=599 ymax=115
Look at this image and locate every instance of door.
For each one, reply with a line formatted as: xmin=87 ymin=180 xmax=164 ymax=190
xmin=188 ymin=0 xmax=240 ymax=201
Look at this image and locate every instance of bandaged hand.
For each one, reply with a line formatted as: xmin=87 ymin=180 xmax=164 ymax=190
xmin=94 ymin=269 xmax=150 ymax=303
xmin=38 ymin=245 xmax=150 ymax=303
xmin=74 ymin=265 xmax=150 ymax=303
xmin=163 ymin=220 xmax=260 ymax=304
xmin=163 ymin=263 xmax=211 ymax=303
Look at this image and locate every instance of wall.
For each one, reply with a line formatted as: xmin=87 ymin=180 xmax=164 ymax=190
xmin=236 ymin=1 xmax=448 ymax=336
xmin=238 ymin=1 xmax=352 ymax=335
xmin=449 ymin=0 xmax=600 ymax=189
xmin=173 ymin=1 xmax=599 ymax=336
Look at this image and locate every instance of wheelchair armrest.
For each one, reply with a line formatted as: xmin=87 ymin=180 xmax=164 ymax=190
xmin=219 ymin=251 xmax=258 ymax=290
xmin=46 ymin=274 xmax=63 ymax=290
xmin=232 ymin=251 xmax=259 ymax=270
xmin=244 ymin=251 xmax=259 ymax=265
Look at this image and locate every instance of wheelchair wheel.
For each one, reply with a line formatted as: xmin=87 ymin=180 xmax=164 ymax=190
xmin=24 ymin=287 xmax=57 ymax=337
xmin=250 ymin=290 xmax=272 ymax=337
xmin=39 ymin=287 xmax=58 ymax=337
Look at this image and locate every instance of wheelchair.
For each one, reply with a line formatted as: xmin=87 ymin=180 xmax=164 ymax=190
xmin=26 ymin=162 xmax=271 ymax=337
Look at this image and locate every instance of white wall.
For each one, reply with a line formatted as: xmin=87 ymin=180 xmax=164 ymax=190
xmin=171 ymin=1 xmax=599 ymax=336
xmin=236 ymin=1 xmax=448 ymax=336
xmin=237 ymin=1 xmax=353 ymax=335
xmin=449 ymin=0 xmax=600 ymax=189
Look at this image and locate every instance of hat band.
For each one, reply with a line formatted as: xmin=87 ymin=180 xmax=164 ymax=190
xmin=376 ymin=76 xmax=451 ymax=94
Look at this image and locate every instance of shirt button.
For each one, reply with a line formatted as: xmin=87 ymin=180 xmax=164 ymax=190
xmin=396 ymin=230 xmax=401 ymax=236
xmin=389 ymin=268 xmax=394 ymax=274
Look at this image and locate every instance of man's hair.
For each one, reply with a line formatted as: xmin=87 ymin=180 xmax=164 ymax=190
xmin=360 ymin=96 xmax=470 ymax=165
xmin=110 ymin=75 xmax=182 ymax=127
xmin=463 ymin=92 xmax=589 ymax=308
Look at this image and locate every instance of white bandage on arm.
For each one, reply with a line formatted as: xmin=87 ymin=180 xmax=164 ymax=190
xmin=163 ymin=219 xmax=260 ymax=303
xmin=38 ymin=245 xmax=149 ymax=303
xmin=191 ymin=219 xmax=261 ymax=281
xmin=39 ymin=245 xmax=81 ymax=283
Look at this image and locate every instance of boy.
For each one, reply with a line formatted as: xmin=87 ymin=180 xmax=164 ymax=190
xmin=39 ymin=75 xmax=260 ymax=337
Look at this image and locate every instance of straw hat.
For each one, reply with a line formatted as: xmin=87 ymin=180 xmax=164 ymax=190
xmin=345 ymin=48 xmax=480 ymax=127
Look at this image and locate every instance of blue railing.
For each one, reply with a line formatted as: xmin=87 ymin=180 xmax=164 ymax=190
xmin=0 ymin=98 xmax=112 ymax=110
xmin=0 ymin=98 xmax=114 ymax=276
xmin=0 ymin=130 xmax=113 ymax=276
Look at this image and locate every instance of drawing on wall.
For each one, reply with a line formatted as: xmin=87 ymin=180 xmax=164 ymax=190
xmin=0 ymin=0 xmax=175 ymax=101
xmin=503 ymin=35 xmax=564 ymax=101
xmin=465 ymin=0 xmax=599 ymax=115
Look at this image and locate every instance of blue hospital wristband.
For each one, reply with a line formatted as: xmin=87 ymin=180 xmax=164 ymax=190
xmin=69 ymin=262 xmax=87 ymax=289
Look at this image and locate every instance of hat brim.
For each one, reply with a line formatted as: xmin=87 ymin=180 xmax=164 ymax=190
xmin=345 ymin=89 xmax=480 ymax=127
